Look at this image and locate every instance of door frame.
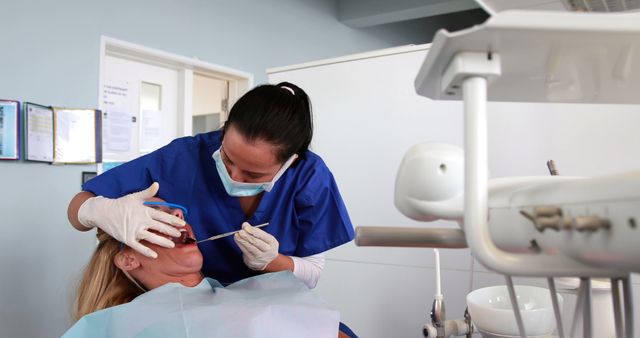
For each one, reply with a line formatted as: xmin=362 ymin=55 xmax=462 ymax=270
xmin=98 ymin=36 xmax=253 ymax=139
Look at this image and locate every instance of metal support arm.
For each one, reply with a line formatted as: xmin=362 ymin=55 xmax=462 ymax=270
xmin=355 ymin=226 xmax=467 ymax=248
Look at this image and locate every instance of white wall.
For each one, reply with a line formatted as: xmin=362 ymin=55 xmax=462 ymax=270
xmin=269 ymin=45 xmax=640 ymax=338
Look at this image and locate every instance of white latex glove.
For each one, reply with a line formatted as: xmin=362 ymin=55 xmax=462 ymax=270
xmin=234 ymin=222 xmax=279 ymax=270
xmin=291 ymin=254 xmax=325 ymax=289
xmin=77 ymin=182 xmax=185 ymax=258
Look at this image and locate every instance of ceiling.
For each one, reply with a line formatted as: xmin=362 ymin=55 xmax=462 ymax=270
xmin=336 ymin=0 xmax=484 ymax=28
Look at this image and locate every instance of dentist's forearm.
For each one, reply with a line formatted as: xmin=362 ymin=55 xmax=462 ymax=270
xmin=67 ymin=191 xmax=96 ymax=231
xmin=264 ymin=254 xmax=294 ymax=272
xmin=264 ymin=253 xmax=325 ymax=288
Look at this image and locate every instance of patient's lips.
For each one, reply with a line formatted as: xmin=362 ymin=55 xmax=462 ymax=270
xmin=178 ymin=229 xmax=196 ymax=244
xmin=149 ymin=224 xmax=196 ymax=247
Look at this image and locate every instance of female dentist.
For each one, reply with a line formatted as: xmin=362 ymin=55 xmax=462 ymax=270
xmin=67 ymin=82 xmax=354 ymax=288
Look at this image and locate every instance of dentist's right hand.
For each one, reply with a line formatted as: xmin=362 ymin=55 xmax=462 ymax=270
xmin=77 ymin=182 xmax=186 ymax=258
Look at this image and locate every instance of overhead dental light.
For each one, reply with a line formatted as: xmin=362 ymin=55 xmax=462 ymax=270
xmin=394 ymin=143 xmax=465 ymax=223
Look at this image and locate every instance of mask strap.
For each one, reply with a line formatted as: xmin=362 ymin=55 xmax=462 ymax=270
xmin=121 ymin=269 xmax=148 ymax=293
xmin=271 ymin=153 xmax=298 ymax=183
xmin=260 ymin=153 xmax=297 ymax=192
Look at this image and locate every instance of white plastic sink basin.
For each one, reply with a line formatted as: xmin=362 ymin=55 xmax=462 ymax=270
xmin=467 ymin=285 xmax=562 ymax=336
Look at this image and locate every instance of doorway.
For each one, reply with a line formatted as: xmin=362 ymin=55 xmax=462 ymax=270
xmin=99 ymin=36 xmax=252 ymax=167
xmin=192 ymin=73 xmax=229 ymax=136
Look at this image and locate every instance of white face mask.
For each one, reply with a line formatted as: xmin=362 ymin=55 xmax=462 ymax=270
xmin=212 ymin=148 xmax=297 ymax=197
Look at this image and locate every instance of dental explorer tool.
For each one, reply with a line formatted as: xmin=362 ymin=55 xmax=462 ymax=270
xmin=195 ymin=223 xmax=269 ymax=243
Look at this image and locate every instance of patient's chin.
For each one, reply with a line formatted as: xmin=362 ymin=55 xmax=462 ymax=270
xmin=146 ymin=241 xmax=204 ymax=274
xmin=177 ymin=251 xmax=204 ymax=272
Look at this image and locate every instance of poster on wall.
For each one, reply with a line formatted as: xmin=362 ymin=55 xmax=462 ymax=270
xmin=24 ymin=102 xmax=54 ymax=162
xmin=139 ymin=109 xmax=163 ymax=152
xmin=0 ymin=100 xmax=20 ymax=160
xmin=52 ymin=107 xmax=102 ymax=164
xmin=102 ymin=80 xmax=137 ymax=160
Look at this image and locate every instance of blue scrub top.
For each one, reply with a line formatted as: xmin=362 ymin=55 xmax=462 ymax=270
xmin=83 ymin=130 xmax=354 ymax=284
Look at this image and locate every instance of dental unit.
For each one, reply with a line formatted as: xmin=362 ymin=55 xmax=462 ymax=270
xmin=355 ymin=1 xmax=640 ymax=337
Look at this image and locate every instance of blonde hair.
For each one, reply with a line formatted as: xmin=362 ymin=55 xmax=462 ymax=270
xmin=72 ymin=230 xmax=144 ymax=322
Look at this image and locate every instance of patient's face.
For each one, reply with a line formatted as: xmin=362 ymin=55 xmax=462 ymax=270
xmin=135 ymin=198 xmax=203 ymax=275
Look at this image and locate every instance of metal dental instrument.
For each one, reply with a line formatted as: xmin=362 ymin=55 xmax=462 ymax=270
xmin=196 ymin=222 xmax=269 ymax=244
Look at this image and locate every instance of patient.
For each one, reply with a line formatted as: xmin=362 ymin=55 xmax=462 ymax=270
xmin=67 ymin=198 xmax=351 ymax=338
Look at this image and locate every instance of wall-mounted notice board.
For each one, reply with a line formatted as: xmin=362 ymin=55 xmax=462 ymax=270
xmin=0 ymin=100 xmax=20 ymax=160
xmin=52 ymin=107 xmax=102 ymax=164
xmin=24 ymin=102 xmax=54 ymax=162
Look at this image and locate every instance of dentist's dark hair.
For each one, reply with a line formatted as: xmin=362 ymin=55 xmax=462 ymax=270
xmin=222 ymin=82 xmax=313 ymax=163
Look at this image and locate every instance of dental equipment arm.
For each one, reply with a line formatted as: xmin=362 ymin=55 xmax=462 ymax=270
xmin=355 ymin=227 xmax=466 ymax=248
xmin=414 ymin=9 xmax=640 ymax=274
xmin=408 ymin=11 xmax=640 ymax=338
xmin=356 ymin=226 xmax=472 ymax=337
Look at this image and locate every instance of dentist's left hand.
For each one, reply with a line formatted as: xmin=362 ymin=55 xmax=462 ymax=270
xmin=77 ymin=182 xmax=186 ymax=258
xmin=234 ymin=222 xmax=279 ymax=270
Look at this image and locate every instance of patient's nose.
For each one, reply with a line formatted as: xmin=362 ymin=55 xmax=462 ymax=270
xmin=171 ymin=208 xmax=184 ymax=220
